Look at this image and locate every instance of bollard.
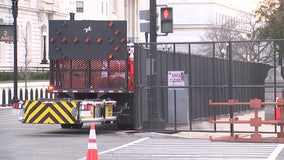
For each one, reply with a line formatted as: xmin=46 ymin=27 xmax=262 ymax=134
xmin=35 ymin=89 xmax=38 ymax=100
xmin=19 ymin=89 xmax=23 ymax=101
xmin=2 ymin=89 xmax=6 ymax=107
xmin=25 ymin=89 xmax=28 ymax=100
xmin=8 ymin=89 xmax=11 ymax=106
xmin=40 ymin=89 xmax=43 ymax=99
xmin=30 ymin=89 xmax=34 ymax=100
xmin=45 ymin=89 xmax=48 ymax=99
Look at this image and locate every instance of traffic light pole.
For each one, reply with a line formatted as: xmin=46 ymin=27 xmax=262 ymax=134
xmin=142 ymin=0 xmax=165 ymax=130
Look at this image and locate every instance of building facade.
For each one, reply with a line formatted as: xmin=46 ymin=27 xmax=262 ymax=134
xmin=166 ymin=0 xmax=255 ymax=42
xmin=0 ymin=0 xmax=67 ymax=70
xmin=0 ymin=0 xmax=257 ymax=69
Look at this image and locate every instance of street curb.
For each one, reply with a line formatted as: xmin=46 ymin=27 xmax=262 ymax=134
xmin=0 ymin=106 xmax=12 ymax=110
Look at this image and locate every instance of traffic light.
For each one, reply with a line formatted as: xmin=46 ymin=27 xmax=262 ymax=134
xmin=160 ymin=7 xmax=173 ymax=33
xmin=48 ymin=20 xmax=127 ymax=60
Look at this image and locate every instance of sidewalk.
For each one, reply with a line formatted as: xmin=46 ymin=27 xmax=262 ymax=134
xmin=0 ymin=81 xmax=49 ymax=90
xmin=0 ymin=106 xmax=12 ymax=109
xmin=167 ymin=109 xmax=280 ymax=140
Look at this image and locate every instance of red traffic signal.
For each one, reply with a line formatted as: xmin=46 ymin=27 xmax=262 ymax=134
xmin=162 ymin=8 xmax=170 ymax=19
xmin=160 ymin=7 xmax=173 ymax=33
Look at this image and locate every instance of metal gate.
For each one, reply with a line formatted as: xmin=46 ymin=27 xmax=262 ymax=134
xmin=133 ymin=40 xmax=280 ymax=132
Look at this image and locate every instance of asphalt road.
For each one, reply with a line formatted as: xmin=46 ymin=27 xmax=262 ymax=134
xmin=0 ymin=108 xmax=139 ymax=160
xmin=1 ymin=108 xmax=284 ymax=160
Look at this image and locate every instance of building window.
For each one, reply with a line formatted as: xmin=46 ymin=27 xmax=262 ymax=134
xmin=76 ymin=1 xmax=84 ymax=13
xmin=102 ymin=2 xmax=104 ymax=14
xmin=106 ymin=3 xmax=108 ymax=15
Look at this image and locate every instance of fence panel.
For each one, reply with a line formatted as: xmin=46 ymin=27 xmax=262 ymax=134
xmin=134 ymin=40 xmax=275 ymax=132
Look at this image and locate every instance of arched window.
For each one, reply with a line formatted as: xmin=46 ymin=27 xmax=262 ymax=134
xmin=24 ymin=22 xmax=32 ymax=66
xmin=0 ymin=19 xmax=4 ymax=24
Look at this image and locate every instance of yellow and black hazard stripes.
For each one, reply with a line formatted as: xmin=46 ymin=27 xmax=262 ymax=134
xmin=23 ymin=100 xmax=78 ymax=124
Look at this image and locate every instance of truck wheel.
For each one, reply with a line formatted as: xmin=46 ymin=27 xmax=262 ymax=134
xmin=72 ymin=123 xmax=83 ymax=129
xmin=61 ymin=124 xmax=72 ymax=129
xmin=117 ymin=124 xmax=134 ymax=130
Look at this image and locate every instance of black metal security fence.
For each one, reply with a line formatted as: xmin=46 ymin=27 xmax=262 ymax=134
xmin=133 ymin=40 xmax=281 ymax=132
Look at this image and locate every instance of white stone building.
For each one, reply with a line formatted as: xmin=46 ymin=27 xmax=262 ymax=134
xmin=0 ymin=0 xmax=258 ymax=69
xmin=0 ymin=0 xmax=67 ymax=70
xmin=166 ymin=0 xmax=254 ymax=42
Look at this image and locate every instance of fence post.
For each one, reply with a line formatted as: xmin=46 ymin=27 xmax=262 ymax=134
xmin=2 ymin=89 xmax=6 ymax=107
xmin=30 ymin=89 xmax=34 ymax=100
xmin=8 ymin=89 xmax=11 ymax=106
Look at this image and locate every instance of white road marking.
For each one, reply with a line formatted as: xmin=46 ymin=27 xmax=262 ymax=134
xmin=78 ymin=137 xmax=149 ymax=160
xmin=268 ymin=144 xmax=284 ymax=160
xmin=98 ymin=137 xmax=149 ymax=155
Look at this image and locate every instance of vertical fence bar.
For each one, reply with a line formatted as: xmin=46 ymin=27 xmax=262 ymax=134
xmin=174 ymin=89 xmax=177 ymax=131
xmin=228 ymin=41 xmax=234 ymax=137
xmin=173 ymin=43 xmax=177 ymax=130
xmin=212 ymin=42 xmax=217 ymax=132
xmin=188 ymin=43 xmax=192 ymax=131
xmin=273 ymin=42 xmax=277 ymax=133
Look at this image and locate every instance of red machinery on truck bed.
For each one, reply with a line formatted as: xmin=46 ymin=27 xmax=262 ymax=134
xmin=19 ymin=20 xmax=135 ymax=129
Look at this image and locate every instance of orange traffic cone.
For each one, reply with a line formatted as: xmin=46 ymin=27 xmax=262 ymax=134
xmin=86 ymin=124 xmax=98 ymax=160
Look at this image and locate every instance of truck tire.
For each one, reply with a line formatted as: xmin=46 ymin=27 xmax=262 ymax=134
xmin=61 ymin=124 xmax=72 ymax=128
xmin=72 ymin=123 xmax=83 ymax=129
xmin=61 ymin=123 xmax=83 ymax=129
xmin=117 ymin=123 xmax=134 ymax=130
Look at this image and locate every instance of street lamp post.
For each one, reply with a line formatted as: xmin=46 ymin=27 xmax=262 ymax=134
xmin=69 ymin=0 xmax=76 ymax=20
xmin=11 ymin=0 xmax=19 ymax=107
xmin=41 ymin=32 xmax=48 ymax=64
xmin=70 ymin=12 xmax=75 ymax=21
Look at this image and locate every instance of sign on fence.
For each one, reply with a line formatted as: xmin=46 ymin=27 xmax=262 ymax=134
xmin=168 ymin=71 xmax=185 ymax=87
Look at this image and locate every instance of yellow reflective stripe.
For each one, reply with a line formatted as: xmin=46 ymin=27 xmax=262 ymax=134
xmin=43 ymin=117 xmax=55 ymax=124
xmin=59 ymin=101 xmax=72 ymax=112
xmin=24 ymin=101 xmax=39 ymax=119
xmin=54 ymin=102 xmax=74 ymax=123
xmin=23 ymin=101 xmax=29 ymax=109
xmin=71 ymin=101 xmax=77 ymax=108
xmin=35 ymin=107 xmax=64 ymax=124
xmin=23 ymin=100 xmax=78 ymax=124
xmin=26 ymin=102 xmax=45 ymax=123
